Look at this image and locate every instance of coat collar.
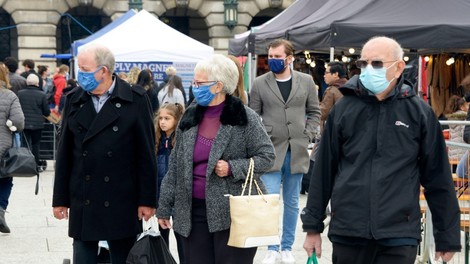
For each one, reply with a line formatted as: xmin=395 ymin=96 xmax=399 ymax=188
xmin=179 ymin=94 xmax=248 ymax=131
xmin=265 ymin=70 xmax=300 ymax=104
xmin=71 ymin=75 xmax=133 ymax=105
xmin=69 ymin=75 xmax=134 ymax=143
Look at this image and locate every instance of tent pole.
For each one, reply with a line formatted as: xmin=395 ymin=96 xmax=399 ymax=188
xmin=251 ymin=54 xmax=257 ymax=91
xmin=330 ymin=47 xmax=334 ymax=62
xmin=247 ymin=52 xmax=252 ymax=92
xmin=418 ymin=56 xmax=422 ymax=97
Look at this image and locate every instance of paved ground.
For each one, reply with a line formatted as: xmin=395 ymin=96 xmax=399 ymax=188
xmin=2 ymin=162 xmax=469 ymax=264
xmin=0 ymin=161 xmax=333 ymax=264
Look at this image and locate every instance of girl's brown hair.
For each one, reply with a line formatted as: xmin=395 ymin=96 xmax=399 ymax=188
xmin=445 ymin=95 xmax=466 ymax=115
xmin=154 ymin=103 xmax=185 ymax=154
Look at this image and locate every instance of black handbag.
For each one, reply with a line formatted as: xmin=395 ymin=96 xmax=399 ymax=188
xmin=0 ymin=133 xmax=37 ymax=178
xmin=126 ymin=217 xmax=177 ymax=264
xmin=0 ymin=133 xmax=39 ymax=194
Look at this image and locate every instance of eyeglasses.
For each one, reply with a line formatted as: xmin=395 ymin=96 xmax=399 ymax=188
xmin=356 ymin=60 xmax=398 ymax=69
xmin=324 ymin=71 xmax=331 ymax=74
xmin=192 ymin=81 xmax=217 ymax=88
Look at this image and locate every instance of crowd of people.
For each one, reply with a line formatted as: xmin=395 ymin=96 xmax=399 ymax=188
xmin=0 ymin=36 xmax=465 ymax=264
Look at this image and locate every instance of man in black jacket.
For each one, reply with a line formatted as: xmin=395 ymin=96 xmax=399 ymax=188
xmin=302 ymin=36 xmax=461 ymax=263
xmin=17 ymin=74 xmax=50 ymax=172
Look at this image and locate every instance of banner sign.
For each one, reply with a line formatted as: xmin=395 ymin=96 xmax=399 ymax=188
xmin=114 ymin=61 xmax=195 ymax=94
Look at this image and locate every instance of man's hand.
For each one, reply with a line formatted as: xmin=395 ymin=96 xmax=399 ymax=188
xmin=138 ymin=206 xmax=155 ymax=221
xmin=158 ymin=218 xmax=172 ymax=229
xmin=304 ymin=232 xmax=322 ymax=258
xmin=435 ymin=251 xmax=455 ymax=262
xmin=53 ymin=206 xmax=69 ymax=220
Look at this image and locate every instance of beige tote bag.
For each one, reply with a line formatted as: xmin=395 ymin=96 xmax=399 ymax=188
xmin=227 ymin=158 xmax=281 ymax=248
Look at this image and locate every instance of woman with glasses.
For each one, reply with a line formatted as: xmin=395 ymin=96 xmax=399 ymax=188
xmin=156 ymin=54 xmax=275 ymax=264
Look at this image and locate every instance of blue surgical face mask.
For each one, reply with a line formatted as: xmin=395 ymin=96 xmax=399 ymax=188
xmin=78 ymin=66 xmax=103 ymax=93
xmin=359 ymin=62 xmax=397 ymax=94
xmin=268 ymin=58 xmax=287 ymax=74
xmin=193 ymin=82 xmax=217 ymax=106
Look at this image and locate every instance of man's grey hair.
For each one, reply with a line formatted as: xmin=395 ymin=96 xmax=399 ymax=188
xmin=80 ymin=44 xmax=115 ymax=73
xmin=194 ymin=54 xmax=239 ymax=95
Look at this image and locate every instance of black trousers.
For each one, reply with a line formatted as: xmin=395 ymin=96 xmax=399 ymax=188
xmin=332 ymin=241 xmax=417 ymax=264
xmin=23 ymin=129 xmax=42 ymax=166
xmin=73 ymin=236 xmax=135 ymax=264
xmin=159 ymin=225 xmax=186 ymax=264
xmin=183 ymin=198 xmax=257 ymax=264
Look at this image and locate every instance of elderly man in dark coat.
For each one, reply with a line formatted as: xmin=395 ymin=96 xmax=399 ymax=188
xmin=52 ymin=44 xmax=157 ymax=264
xmin=17 ymin=74 xmax=50 ymax=172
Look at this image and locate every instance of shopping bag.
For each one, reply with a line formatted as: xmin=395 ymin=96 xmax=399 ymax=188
xmin=227 ymin=158 xmax=281 ymax=248
xmin=0 ymin=133 xmax=38 ymax=178
xmin=126 ymin=216 xmax=177 ymax=264
xmin=307 ymin=252 xmax=319 ymax=264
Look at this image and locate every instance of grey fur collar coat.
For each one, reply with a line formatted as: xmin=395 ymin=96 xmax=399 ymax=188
xmin=156 ymin=95 xmax=275 ymax=237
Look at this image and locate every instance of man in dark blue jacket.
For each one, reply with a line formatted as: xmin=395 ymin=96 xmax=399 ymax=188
xmin=302 ymin=36 xmax=461 ymax=263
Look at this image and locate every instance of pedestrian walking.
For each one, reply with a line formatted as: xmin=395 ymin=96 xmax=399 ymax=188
xmin=249 ymin=39 xmax=321 ymax=264
xmin=52 ymin=44 xmax=157 ymax=264
xmin=302 ymin=36 xmax=461 ymax=264
xmin=157 ymin=54 xmax=275 ymax=264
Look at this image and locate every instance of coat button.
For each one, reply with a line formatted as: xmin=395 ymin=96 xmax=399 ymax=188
xmin=107 ymin=151 xmax=113 ymax=157
xmin=85 ymin=175 xmax=91 ymax=181
xmin=84 ymin=200 xmax=90 ymax=206
xmin=287 ymin=121 xmax=291 ymax=125
xmin=104 ymin=201 xmax=110 ymax=207
xmin=83 ymin=151 xmax=88 ymax=157
xmin=104 ymin=176 xmax=110 ymax=182
xmin=115 ymin=103 xmax=121 ymax=108
xmin=112 ymin=126 xmax=118 ymax=132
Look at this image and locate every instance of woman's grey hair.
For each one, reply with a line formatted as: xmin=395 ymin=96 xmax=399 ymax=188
xmin=80 ymin=44 xmax=115 ymax=73
xmin=194 ymin=54 xmax=239 ymax=95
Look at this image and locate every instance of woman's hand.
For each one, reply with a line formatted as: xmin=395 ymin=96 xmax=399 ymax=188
xmin=215 ymin=160 xmax=229 ymax=177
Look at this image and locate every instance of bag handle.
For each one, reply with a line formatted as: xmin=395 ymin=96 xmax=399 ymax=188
xmin=307 ymin=252 xmax=319 ymax=264
xmin=137 ymin=216 xmax=160 ymax=241
xmin=20 ymin=132 xmax=32 ymax=150
xmin=240 ymin=158 xmax=267 ymax=201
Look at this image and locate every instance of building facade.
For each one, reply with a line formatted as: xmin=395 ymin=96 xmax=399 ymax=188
xmin=0 ymin=0 xmax=292 ymax=68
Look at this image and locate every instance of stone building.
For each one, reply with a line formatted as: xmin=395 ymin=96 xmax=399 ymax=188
xmin=0 ymin=0 xmax=291 ymax=69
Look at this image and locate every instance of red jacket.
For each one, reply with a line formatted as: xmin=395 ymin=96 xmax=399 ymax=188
xmin=53 ymin=74 xmax=67 ymax=106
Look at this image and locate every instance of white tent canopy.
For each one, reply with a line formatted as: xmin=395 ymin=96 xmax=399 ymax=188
xmin=73 ymin=9 xmax=214 ymax=85
xmin=76 ymin=9 xmax=214 ymax=62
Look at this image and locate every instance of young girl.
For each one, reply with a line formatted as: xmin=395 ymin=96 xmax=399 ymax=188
xmin=155 ymin=102 xmax=185 ymax=263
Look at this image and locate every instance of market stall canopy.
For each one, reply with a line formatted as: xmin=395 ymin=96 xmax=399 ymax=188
xmin=286 ymin=0 xmax=375 ymax=51
xmin=228 ymin=0 xmax=328 ymax=56
xmin=329 ymin=0 xmax=470 ymax=52
xmin=288 ymin=0 xmax=470 ymax=53
xmin=73 ymin=9 xmax=214 ymax=62
xmin=71 ymin=9 xmax=214 ymax=86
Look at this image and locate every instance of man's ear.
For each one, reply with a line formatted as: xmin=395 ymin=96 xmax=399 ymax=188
xmin=394 ymin=60 xmax=406 ymax=78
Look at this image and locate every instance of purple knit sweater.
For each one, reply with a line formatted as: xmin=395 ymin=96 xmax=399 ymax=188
xmin=192 ymin=102 xmax=223 ymax=199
